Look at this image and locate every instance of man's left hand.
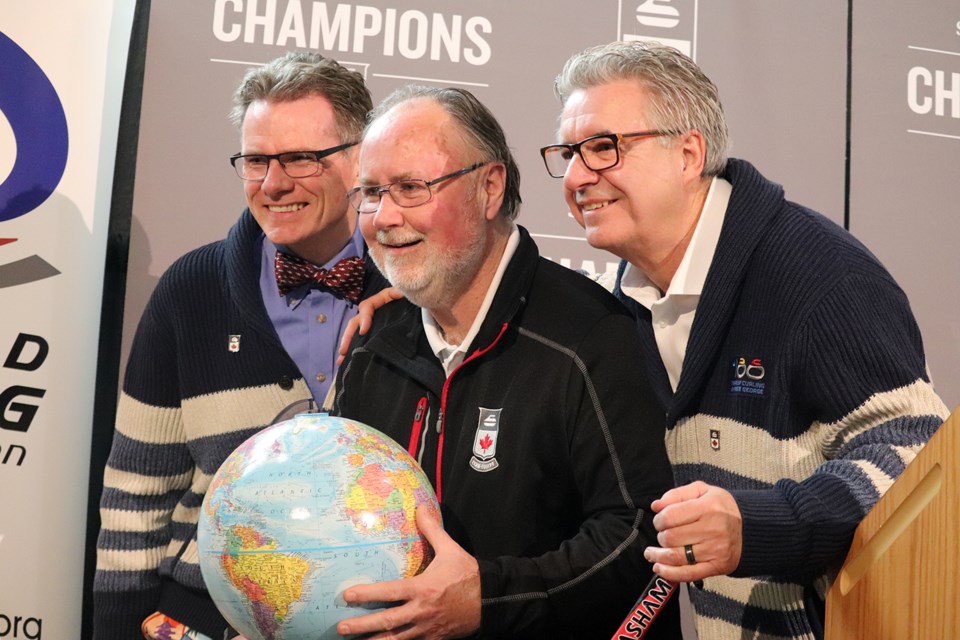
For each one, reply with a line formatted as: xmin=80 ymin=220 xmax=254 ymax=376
xmin=335 ymin=505 xmax=481 ymax=639
xmin=643 ymin=480 xmax=743 ymax=582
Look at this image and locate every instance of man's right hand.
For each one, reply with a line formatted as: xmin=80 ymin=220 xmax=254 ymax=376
xmin=337 ymin=287 xmax=404 ymax=364
xmin=336 ymin=505 xmax=482 ymax=640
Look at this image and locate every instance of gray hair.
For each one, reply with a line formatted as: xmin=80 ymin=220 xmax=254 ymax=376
xmin=230 ymin=51 xmax=372 ymax=143
xmin=365 ymin=85 xmax=522 ymax=221
xmin=554 ymin=41 xmax=729 ymax=176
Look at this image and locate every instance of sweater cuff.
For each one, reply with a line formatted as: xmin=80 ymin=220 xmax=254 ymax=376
xmin=730 ymin=489 xmax=807 ymax=577
xmin=732 ymin=473 xmax=866 ymax=580
xmin=93 ymin=589 xmax=159 ymax=639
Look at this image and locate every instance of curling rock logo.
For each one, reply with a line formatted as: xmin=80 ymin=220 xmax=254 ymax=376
xmin=0 ymin=31 xmax=68 ymax=288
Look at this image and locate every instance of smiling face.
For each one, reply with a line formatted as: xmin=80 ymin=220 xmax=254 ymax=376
xmin=241 ymin=94 xmax=357 ymax=265
xmin=559 ymin=79 xmax=705 ymax=275
xmin=358 ymin=99 xmax=503 ymax=312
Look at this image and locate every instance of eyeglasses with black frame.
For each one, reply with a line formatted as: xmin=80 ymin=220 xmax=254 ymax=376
xmin=229 ymin=141 xmax=358 ymax=181
xmin=539 ymin=130 xmax=676 ymax=179
xmin=347 ymin=161 xmax=489 ymax=214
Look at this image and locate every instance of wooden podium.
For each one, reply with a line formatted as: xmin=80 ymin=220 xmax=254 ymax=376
xmin=825 ymin=407 xmax=959 ymax=638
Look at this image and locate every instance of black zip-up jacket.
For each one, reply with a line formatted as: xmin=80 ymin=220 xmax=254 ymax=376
xmin=334 ymin=226 xmax=679 ymax=639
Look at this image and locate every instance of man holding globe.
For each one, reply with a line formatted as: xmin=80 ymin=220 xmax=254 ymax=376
xmin=328 ymin=85 xmax=680 ymax=639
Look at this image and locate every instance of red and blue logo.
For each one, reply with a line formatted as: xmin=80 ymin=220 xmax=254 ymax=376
xmin=0 ymin=31 xmax=69 ymax=288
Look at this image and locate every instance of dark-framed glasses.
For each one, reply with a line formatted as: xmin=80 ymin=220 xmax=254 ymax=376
xmin=539 ymin=130 xmax=676 ymax=178
xmin=229 ymin=141 xmax=357 ymax=181
xmin=347 ymin=161 xmax=489 ymax=214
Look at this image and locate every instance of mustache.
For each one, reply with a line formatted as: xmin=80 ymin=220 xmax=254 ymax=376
xmin=375 ymin=229 xmax=424 ymax=246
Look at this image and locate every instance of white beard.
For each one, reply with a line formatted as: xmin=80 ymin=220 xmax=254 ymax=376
xmin=370 ymin=219 xmax=488 ymax=311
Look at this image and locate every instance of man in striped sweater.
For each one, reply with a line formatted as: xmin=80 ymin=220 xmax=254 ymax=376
xmin=93 ymin=52 xmax=378 ymax=639
xmin=541 ymin=41 xmax=949 ymax=639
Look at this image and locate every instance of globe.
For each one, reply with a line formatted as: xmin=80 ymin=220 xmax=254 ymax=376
xmin=197 ymin=413 xmax=439 ymax=640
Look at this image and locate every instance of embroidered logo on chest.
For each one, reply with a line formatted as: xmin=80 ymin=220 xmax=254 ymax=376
xmin=469 ymin=408 xmax=501 ymax=472
xmin=730 ymin=356 xmax=766 ymax=397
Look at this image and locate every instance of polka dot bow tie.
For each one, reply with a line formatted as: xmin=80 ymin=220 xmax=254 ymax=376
xmin=274 ymin=252 xmax=365 ymax=303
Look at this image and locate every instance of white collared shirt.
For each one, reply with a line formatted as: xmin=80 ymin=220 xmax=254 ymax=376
xmin=423 ymin=225 xmax=520 ymax=376
xmin=619 ymin=177 xmax=732 ymax=391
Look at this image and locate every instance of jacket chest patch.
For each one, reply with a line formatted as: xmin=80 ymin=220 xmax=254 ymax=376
xmin=469 ymin=407 xmax=501 ymax=472
xmin=729 ymin=356 xmax=766 ymax=397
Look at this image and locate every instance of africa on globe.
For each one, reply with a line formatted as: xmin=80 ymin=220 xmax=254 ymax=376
xmin=197 ymin=413 xmax=439 ymax=640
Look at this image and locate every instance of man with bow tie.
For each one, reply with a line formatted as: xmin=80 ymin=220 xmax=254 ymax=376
xmin=93 ymin=52 xmax=381 ymax=640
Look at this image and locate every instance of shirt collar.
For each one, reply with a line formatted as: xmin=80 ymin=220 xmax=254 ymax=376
xmin=423 ymin=224 xmax=520 ymax=374
xmin=621 ymin=176 xmax=732 ymax=309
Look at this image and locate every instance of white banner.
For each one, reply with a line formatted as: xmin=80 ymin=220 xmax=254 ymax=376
xmin=0 ymin=2 xmax=134 ymax=638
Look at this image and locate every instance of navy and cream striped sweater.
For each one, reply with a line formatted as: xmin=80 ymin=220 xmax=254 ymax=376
xmin=615 ymin=159 xmax=948 ymax=640
xmin=93 ymin=210 xmax=380 ymax=638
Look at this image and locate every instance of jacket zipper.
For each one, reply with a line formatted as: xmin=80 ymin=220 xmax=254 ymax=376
xmin=434 ymin=322 xmax=509 ymax=502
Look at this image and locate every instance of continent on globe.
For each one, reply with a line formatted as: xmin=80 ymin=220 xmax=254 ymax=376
xmin=198 ymin=414 xmax=440 ymax=640
xmin=222 ymin=525 xmax=310 ymax=637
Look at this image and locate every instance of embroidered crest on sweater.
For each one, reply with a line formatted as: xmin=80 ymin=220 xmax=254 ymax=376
xmin=730 ymin=356 xmax=765 ymax=396
xmin=470 ymin=408 xmax=501 ymax=472
xmin=228 ymin=334 xmax=241 ymax=353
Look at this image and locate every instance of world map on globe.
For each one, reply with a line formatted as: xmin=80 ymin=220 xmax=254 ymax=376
xmin=198 ymin=413 xmax=439 ymax=640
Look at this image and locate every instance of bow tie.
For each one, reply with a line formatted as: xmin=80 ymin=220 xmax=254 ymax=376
xmin=274 ymin=252 xmax=365 ymax=303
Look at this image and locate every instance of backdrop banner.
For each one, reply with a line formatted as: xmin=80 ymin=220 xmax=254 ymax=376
xmin=849 ymin=1 xmax=960 ymax=407
xmin=0 ymin=2 xmax=134 ymax=638
xmin=119 ymin=1 xmax=858 ymax=396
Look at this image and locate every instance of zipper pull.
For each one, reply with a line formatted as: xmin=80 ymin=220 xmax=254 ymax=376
xmin=407 ymin=397 xmax=428 ymax=458
xmin=436 ymin=408 xmax=443 ymax=433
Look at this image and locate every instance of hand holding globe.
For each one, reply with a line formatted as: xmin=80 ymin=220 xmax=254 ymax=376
xmin=335 ymin=503 xmax=481 ymax=638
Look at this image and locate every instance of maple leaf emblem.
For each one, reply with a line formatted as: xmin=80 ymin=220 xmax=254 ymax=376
xmin=479 ymin=433 xmax=493 ymax=452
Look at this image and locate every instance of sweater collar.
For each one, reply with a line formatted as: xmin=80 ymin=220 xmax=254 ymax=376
xmin=614 ymin=159 xmax=786 ymax=422
xmin=224 ymin=208 xmax=283 ymax=345
xmin=671 ymin=158 xmax=785 ymax=420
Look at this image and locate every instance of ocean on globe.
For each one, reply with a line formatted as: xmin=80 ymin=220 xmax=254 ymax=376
xmin=197 ymin=413 xmax=439 ymax=640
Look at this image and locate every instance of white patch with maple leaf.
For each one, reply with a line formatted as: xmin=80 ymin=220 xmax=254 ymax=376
xmin=470 ymin=407 xmax=501 ymax=472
